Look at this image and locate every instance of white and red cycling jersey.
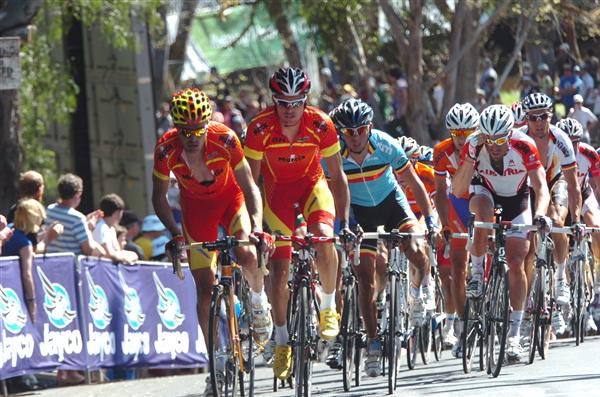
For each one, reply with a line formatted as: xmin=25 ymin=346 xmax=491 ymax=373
xmin=575 ymin=142 xmax=600 ymax=189
xmin=520 ymin=124 xmax=577 ymax=186
xmin=462 ymin=130 xmax=543 ymax=197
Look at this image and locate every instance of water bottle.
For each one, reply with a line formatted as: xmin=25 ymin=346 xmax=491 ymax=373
xmin=233 ymin=295 xmax=242 ymax=319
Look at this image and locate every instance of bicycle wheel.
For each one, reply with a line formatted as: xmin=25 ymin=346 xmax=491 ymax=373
xmin=341 ymin=280 xmax=360 ymax=392
xmin=292 ymin=284 xmax=311 ymax=397
xmin=432 ymin=317 xmax=443 ymax=362
xmin=574 ymin=258 xmax=584 ymax=346
xmin=528 ymin=268 xmax=542 ymax=364
xmin=238 ymin=280 xmax=254 ymax=397
xmin=208 ymin=285 xmax=238 ymax=397
xmin=432 ymin=280 xmax=445 ymax=362
xmin=462 ymin=297 xmax=483 ymax=373
xmin=406 ymin=325 xmax=419 ymax=370
xmin=386 ymin=274 xmax=400 ymax=394
xmin=486 ymin=264 xmax=509 ymax=378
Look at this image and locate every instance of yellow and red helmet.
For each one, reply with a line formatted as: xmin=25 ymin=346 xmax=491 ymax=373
xmin=170 ymin=88 xmax=212 ymax=127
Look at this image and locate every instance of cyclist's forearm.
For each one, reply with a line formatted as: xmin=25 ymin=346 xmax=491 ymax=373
xmin=243 ymin=183 xmax=263 ymax=232
xmin=330 ymin=175 xmax=350 ymax=225
xmin=153 ymin=195 xmax=181 ymax=236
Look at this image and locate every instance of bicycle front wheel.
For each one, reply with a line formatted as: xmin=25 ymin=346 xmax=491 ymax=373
xmin=292 ymin=284 xmax=312 ymax=397
xmin=487 ymin=264 xmax=509 ymax=378
xmin=208 ymin=285 xmax=238 ymax=397
xmin=341 ymin=280 xmax=360 ymax=392
xmin=238 ymin=278 xmax=254 ymax=397
xmin=462 ymin=297 xmax=483 ymax=373
xmin=574 ymin=258 xmax=585 ymax=346
xmin=386 ymin=273 xmax=402 ymax=393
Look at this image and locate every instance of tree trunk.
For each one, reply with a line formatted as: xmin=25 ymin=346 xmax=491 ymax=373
xmin=0 ymin=91 xmax=20 ymax=213
xmin=441 ymin=0 xmax=466 ymax=118
xmin=455 ymin=4 xmax=478 ymax=104
xmin=265 ymin=0 xmax=303 ymax=68
xmin=168 ymin=0 xmax=196 ymax=86
xmin=405 ymin=0 xmax=429 ymax=144
xmin=563 ymin=15 xmax=581 ymax=63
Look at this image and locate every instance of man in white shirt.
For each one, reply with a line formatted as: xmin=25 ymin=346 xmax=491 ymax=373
xmin=92 ymin=193 xmax=138 ymax=264
xmin=568 ymin=94 xmax=599 ymax=144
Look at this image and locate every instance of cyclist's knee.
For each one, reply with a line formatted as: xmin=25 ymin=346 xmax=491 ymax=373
xmin=308 ymin=222 xmax=333 ymax=238
xmin=236 ymin=247 xmax=257 ymax=268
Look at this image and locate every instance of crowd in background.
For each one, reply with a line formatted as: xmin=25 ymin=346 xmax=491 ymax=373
xmin=2 ymin=45 xmax=600 ymax=393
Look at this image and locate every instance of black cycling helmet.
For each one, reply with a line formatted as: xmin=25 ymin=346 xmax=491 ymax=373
xmin=329 ymin=98 xmax=374 ymax=129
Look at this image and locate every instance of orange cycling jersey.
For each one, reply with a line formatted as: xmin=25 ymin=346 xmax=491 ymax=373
xmin=244 ymin=106 xmax=340 ymax=185
xmin=403 ymin=162 xmax=436 ymax=216
xmin=153 ymin=123 xmax=245 ymax=199
xmin=433 ymin=137 xmax=469 ymax=200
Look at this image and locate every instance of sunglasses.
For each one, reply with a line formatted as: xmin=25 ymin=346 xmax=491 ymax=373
xmin=526 ymin=113 xmax=551 ymax=122
xmin=485 ymin=135 xmax=510 ymax=146
xmin=449 ymin=128 xmax=477 ymax=137
xmin=273 ymin=96 xmax=307 ymax=109
xmin=179 ymin=125 xmax=208 ymax=138
xmin=340 ymin=124 xmax=371 ymax=137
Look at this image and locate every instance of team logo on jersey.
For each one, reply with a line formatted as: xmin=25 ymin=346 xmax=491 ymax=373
xmin=86 ymin=270 xmax=112 ymax=330
xmin=251 ymin=122 xmax=267 ymax=135
xmin=313 ymin=120 xmax=328 ymax=133
xmin=37 ymin=267 xmax=77 ymax=329
xmin=118 ymin=271 xmax=146 ymax=331
xmin=153 ymin=273 xmax=185 ymax=330
xmin=157 ymin=144 xmax=174 ymax=161
xmin=0 ymin=285 xmax=28 ymax=334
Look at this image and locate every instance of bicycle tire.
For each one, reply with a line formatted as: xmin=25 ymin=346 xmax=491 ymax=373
xmin=406 ymin=326 xmax=419 ymax=370
xmin=386 ymin=273 xmax=399 ymax=394
xmin=208 ymin=285 xmax=238 ymax=397
xmin=487 ymin=264 xmax=509 ymax=378
xmin=432 ymin=280 xmax=445 ymax=362
xmin=527 ymin=268 xmax=539 ymax=364
xmin=462 ymin=297 xmax=482 ymax=373
xmin=238 ymin=277 xmax=254 ymax=397
xmin=420 ymin=318 xmax=432 ymax=365
xmin=293 ymin=284 xmax=311 ymax=397
xmin=341 ymin=279 xmax=358 ymax=392
xmin=575 ymin=257 xmax=584 ymax=346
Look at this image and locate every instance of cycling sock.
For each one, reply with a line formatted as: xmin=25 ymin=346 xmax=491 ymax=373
xmin=455 ymin=319 xmax=464 ymax=335
xmin=321 ymin=291 xmax=336 ymax=311
xmin=251 ymin=289 xmax=267 ymax=306
xmin=555 ymin=260 xmax=567 ymax=280
xmin=509 ymin=310 xmax=524 ymax=338
xmin=471 ymin=255 xmax=485 ymax=275
xmin=421 ymin=274 xmax=432 ymax=287
xmin=275 ymin=324 xmax=289 ymax=345
xmin=445 ymin=314 xmax=455 ymax=332
xmin=410 ymin=286 xmax=422 ymax=299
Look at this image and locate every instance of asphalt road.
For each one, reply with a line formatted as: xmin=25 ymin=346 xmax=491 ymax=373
xmin=20 ymin=335 xmax=600 ymax=397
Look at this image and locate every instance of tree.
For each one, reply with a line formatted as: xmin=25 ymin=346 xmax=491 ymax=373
xmin=265 ymin=0 xmax=303 ymax=68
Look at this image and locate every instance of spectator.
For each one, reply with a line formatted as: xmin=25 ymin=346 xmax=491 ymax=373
xmin=319 ymin=67 xmax=339 ymax=112
xmin=584 ymin=49 xmax=599 ymax=88
xmin=521 ymin=61 xmax=538 ymax=86
xmin=222 ymin=96 xmax=246 ymax=137
xmin=520 ymin=75 xmax=537 ymax=99
xmin=537 ymin=63 xmax=554 ymax=98
xmin=210 ymin=100 xmax=225 ymax=123
xmin=479 ymin=57 xmax=498 ymax=90
xmin=44 ymin=173 xmax=105 ymax=257
xmin=483 ymin=75 xmax=501 ymax=105
xmin=92 ymin=194 xmax=138 ymax=264
xmin=120 ymin=210 xmax=145 ymax=259
xmin=475 ymin=88 xmax=487 ymax=113
xmin=568 ymin=94 xmax=598 ymax=144
xmin=555 ymin=43 xmax=577 ymax=77
xmin=578 ymin=64 xmax=596 ymax=108
xmin=0 ymin=214 xmax=13 ymax=256
xmin=115 ymin=225 xmax=128 ymax=250
xmin=7 ymin=170 xmax=45 ymax=223
xmin=559 ymin=63 xmax=582 ymax=111
xmin=156 ymin=102 xmax=174 ymax=137
xmin=134 ymin=215 xmax=169 ymax=261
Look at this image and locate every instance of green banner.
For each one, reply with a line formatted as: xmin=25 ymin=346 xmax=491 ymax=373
xmin=191 ymin=3 xmax=308 ymax=74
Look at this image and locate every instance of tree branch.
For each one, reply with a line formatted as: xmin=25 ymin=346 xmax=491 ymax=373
xmin=226 ymin=3 xmax=258 ymax=48
xmin=379 ymin=0 xmax=409 ymax=54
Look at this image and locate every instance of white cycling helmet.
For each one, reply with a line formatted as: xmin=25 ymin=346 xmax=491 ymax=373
xmin=522 ymin=92 xmax=553 ymax=113
xmin=398 ymin=136 xmax=420 ymax=158
xmin=479 ymin=105 xmax=514 ymax=136
xmin=418 ymin=146 xmax=433 ymax=162
xmin=445 ymin=103 xmax=480 ymax=130
xmin=556 ymin=118 xmax=583 ymax=140
xmin=511 ymin=100 xmax=526 ymax=127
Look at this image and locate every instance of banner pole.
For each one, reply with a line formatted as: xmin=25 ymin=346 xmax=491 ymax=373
xmin=1 ymin=379 xmax=7 ymax=396
xmin=76 ymin=255 xmax=92 ymax=385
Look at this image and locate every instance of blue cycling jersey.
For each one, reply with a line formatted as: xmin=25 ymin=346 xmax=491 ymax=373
xmin=322 ymin=129 xmax=411 ymax=207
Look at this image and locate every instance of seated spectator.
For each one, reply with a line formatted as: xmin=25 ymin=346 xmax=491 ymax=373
xmin=0 ymin=214 xmax=13 ymax=254
xmin=119 ymin=210 xmax=145 ymax=259
xmin=7 ymin=170 xmax=45 ymax=223
xmin=135 ymin=215 xmax=169 ymax=260
xmin=45 ymin=173 xmax=105 ymax=257
xmin=92 ymin=194 xmax=138 ymax=264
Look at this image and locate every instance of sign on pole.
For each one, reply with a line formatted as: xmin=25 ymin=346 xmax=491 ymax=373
xmin=0 ymin=37 xmax=21 ymax=90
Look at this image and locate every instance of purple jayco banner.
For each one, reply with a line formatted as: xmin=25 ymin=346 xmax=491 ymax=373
xmin=78 ymin=258 xmax=207 ymax=369
xmin=32 ymin=254 xmax=87 ymax=370
xmin=0 ymin=256 xmax=59 ymax=380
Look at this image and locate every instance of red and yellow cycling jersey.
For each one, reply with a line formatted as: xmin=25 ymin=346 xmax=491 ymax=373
xmin=153 ymin=123 xmax=245 ymax=200
xmin=244 ymin=106 xmax=341 ymax=185
xmin=403 ymin=162 xmax=436 ymax=216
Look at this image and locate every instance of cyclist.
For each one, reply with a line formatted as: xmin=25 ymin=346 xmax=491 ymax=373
xmin=453 ymin=104 xmax=550 ymax=362
xmin=244 ymin=67 xmax=352 ymax=380
xmin=327 ymin=98 xmax=437 ymax=377
xmin=520 ymin=93 xmax=581 ymax=334
xmin=433 ymin=103 xmax=479 ymax=356
xmin=152 ymin=88 xmax=272 ymax=396
xmin=556 ymin=117 xmax=600 ymax=332
xmin=511 ymin=100 xmax=527 ymax=128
